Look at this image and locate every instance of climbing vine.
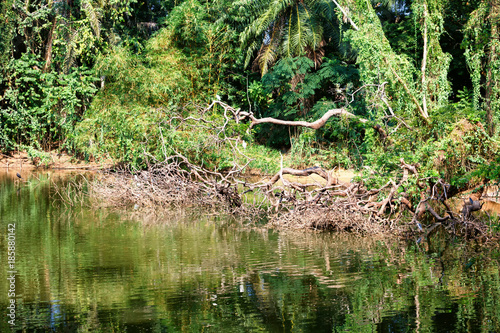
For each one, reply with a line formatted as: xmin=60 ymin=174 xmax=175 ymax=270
xmin=464 ymin=0 xmax=500 ymax=136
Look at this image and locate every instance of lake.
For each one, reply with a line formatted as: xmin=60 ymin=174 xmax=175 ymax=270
xmin=1 ymin=170 xmax=499 ymax=332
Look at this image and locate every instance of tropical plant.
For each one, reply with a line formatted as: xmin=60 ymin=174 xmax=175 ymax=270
xmin=0 ymin=0 xmax=136 ymax=151
xmin=238 ymin=0 xmax=340 ymax=75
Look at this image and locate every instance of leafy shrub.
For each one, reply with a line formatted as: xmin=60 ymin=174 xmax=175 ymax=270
xmin=1 ymin=52 xmax=97 ymax=150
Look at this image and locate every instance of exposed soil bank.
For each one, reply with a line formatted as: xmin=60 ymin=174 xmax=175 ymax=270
xmin=0 ymin=151 xmax=112 ymax=170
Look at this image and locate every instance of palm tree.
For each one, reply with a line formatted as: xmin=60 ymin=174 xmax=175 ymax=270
xmin=239 ymin=0 xmax=340 ymax=75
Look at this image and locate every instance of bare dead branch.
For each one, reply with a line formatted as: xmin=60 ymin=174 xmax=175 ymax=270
xmin=265 ymin=166 xmax=337 ymax=187
xmin=331 ymin=0 xmax=359 ymax=31
xmin=238 ymin=108 xmax=367 ymax=129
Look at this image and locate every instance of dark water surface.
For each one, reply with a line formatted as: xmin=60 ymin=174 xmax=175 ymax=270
xmin=1 ymin=171 xmax=499 ymax=332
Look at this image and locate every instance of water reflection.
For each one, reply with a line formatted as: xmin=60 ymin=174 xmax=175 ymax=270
xmin=0 ymin=171 xmax=499 ymax=332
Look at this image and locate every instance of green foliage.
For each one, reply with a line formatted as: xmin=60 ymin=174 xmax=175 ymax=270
xmin=479 ymin=157 xmax=500 ymax=181
xmin=359 ymin=114 xmax=499 ymax=198
xmin=412 ymin=0 xmax=452 ymax=107
xmin=285 ymin=126 xmax=360 ymax=170
xmin=250 ymin=55 xmax=360 ymax=148
xmin=25 ymin=145 xmax=52 ymax=166
xmin=263 ymin=56 xmax=359 ymax=115
xmin=0 ymin=0 xmax=141 ymax=152
xmin=248 ymin=80 xmax=272 ymax=113
xmin=381 ymin=19 xmax=418 ymax=66
xmin=72 ymin=11 xmax=249 ymax=168
xmin=0 ymin=0 xmax=16 ymax=76
xmin=262 ymin=57 xmax=318 ymax=117
xmin=168 ymin=0 xmax=208 ymax=50
xmin=73 ymin=36 xmax=192 ymax=164
xmin=1 ymin=52 xmax=97 ymax=150
xmin=238 ymin=0 xmax=339 ymax=74
xmin=455 ymin=87 xmax=475 ymax=111
xmin=463 ymin=0 xmax=500 ymax=135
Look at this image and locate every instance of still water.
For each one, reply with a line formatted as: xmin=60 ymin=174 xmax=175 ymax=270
xmin=0 ymin=171 xmax=499 ymax=332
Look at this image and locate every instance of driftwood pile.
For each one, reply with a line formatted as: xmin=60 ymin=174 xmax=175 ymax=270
xmin=91 ymin=156 xmax=239 ymax=210
xmin=88 ymin=152 xmax=495 ymax=241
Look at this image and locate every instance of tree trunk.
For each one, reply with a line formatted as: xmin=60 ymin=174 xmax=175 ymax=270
xmin=421 ymin=2 xmax=428 ymax=119
xmin=385 ymin=58 xmax=429 ymax=122
xmin=43 ymin=16 xmax=57 ymax=72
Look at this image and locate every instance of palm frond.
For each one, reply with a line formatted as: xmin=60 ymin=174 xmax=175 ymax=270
xmin=244 ymin=40 xmax=260 ymax=68
xmin=63 ymin=29 xmax=79 ymax=74
xmin=82 ymin=0 xmax=101 ymax=39
xmin=241 ymin=0 xmax=338 ymax=69
xmin=254 ymin=21 xmax=284 ymax=74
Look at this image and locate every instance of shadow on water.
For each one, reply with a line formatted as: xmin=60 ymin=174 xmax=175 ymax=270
xmin=0 ymin=171 xmax=499 ymax=332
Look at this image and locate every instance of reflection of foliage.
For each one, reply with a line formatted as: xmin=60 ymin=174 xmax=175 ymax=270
xmin=1 ymin=177 xmax=500 ymax=332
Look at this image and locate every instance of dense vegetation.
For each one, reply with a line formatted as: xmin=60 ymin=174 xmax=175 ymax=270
xmin=1 ymin=0 xmax=499 ymax=188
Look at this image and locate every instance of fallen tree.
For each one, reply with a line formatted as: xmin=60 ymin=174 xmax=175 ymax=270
xmin=81 ymin=100 xmax=497 ymax=242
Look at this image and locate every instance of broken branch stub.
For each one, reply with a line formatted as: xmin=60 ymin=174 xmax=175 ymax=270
xmin=462 ymin=198 xmax=484 ymax=220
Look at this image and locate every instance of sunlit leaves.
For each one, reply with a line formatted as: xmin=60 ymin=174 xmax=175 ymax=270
xmin=239 ymin=0 xmax=338 ymax=75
